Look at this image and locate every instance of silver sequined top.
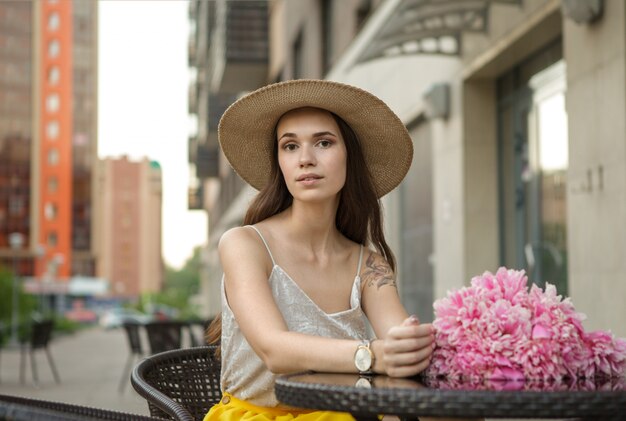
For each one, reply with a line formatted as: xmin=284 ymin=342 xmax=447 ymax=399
xmin=220 ymin=225 xmax=369 ymax=407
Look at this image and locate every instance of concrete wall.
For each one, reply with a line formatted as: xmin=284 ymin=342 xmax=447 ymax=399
xmin=564 ymin=0 xmax=626 ymax=336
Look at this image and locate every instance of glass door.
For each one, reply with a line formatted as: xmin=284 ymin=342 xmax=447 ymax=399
xmin=498 ymin=54 xmax=568 ymax=294
xmin=527 ymin=61 xmax=568 ymax=293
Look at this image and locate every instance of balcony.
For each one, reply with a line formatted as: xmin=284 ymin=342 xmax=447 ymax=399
xmin=188 ymin=185 xmax=204 ymax=210
xmin=208 ymin=93 xmax=238 ymax=133
xmin=209 ymin=168 xmax=246 ymax=229
xmin=188 ymin=0 xmax=198 ymax=20
xmin=188 ymin=81 xmax=198 ymax=114
xmin=195 ymin=144 xmax=219 ymax=179
xmin=209 ymin=0 xmax=268 ymax=93
xmin=188 ymin=33 xmax=197 ymax=66
xmin=188 ymin=135 xmax=197 ymax=163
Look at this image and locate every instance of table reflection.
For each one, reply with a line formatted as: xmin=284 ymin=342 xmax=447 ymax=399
xmin=286 ymin=372 xmax=625 ymax=392
xmin=422 ymin=375 xmax=626 ymax=392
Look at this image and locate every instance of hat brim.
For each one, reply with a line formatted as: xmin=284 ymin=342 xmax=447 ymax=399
xmin=218 ymin=79 xmax=413 ymax=198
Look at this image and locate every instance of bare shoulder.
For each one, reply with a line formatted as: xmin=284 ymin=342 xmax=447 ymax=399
xmin=218 ymin=226 xmax=270 ymax=269
xmin=360 ymin=250 xmax=397 ymax=290
xmin=219 ymin=226 xmax=257 ymax=250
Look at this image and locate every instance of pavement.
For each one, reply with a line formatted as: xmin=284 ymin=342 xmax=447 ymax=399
xmin=0 ymin=326 xmax=158 ymax=415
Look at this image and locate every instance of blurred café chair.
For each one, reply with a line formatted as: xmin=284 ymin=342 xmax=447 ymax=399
xmin=19 ymin=319 xmax=61 ymax=385
xmin=144 ymin=320 xmax=184 ymax=354
xmin=118 ymin=321 xmax=145 ymax=393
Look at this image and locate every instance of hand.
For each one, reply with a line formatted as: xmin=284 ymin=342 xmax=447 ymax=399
xmin=382 ymin=315 xmax=434 ymax=377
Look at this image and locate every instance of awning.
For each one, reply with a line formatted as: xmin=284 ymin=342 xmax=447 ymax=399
xmin=357 ymin=0 xmax=522 ymax=63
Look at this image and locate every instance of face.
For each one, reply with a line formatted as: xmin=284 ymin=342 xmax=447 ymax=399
xmin=276 ymin=107 xmax=347 ymax=203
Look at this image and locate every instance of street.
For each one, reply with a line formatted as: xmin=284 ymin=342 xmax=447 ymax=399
xmin=0 ymin=326 xmax=151 ymax=415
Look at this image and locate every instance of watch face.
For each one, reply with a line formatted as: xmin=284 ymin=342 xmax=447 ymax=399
xmin=355 ymin=346 xmax=372 ymax=372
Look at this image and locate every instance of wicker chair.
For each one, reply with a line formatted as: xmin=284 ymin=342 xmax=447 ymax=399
xmin=131 ymin=345 xmax=221 ymax=421
xmin=0 ymin=393 xmax=162 ymax=420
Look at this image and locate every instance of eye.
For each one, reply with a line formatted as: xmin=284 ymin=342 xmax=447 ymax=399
xmin=317 ymin=139 xmax=333 ymax=148
xmin=282 ymin=143 xmax=298 ymax=151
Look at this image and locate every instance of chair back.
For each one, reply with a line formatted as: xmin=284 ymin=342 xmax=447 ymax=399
xmin=30 ymin=320 xmax=54 ymax=349
xmin=122 ymin=322 xmax=143 ymax=354
xmin=131 ymin=346 xmax=221 ymax=421
xmin=145 ymin=321 xmax=183 ymax=354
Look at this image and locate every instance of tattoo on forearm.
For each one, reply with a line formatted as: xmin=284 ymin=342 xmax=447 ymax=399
xmin=362 ymin=253 xmax=397 ymax=290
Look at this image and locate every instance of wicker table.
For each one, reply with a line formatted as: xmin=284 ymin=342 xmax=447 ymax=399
xmin=275 ymin=373 xmax=626 ymax=420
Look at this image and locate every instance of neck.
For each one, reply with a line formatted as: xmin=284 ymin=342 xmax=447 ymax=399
xmin=281 ymin=197 xmax=342 ymax=257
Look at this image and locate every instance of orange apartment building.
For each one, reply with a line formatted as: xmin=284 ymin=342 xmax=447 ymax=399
xmin=0 ymin=0 xmax=98 ymax=290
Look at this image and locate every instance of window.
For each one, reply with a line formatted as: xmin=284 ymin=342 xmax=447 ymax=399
xmin=47 ymin=231 xmax=58 ymax=247
xmin=48 ymin=148 xmax=60 ymax=165
xmin=9 ymin=197 xmax=24 ymax=216
xmin=48 ymin=66 xmax=60 ymax=85
xmin=48 ymin=177 xmax=58 ymax=193
xmin=48 ymin=12 xmax=60 ymax=31
xmin=44 ymin=202 xmax=58 ymax=220
xmin=48 ymin=39 xmax=60 ymax=58
xmin=46 ymin=93 xmax=60 ymax=113
xmin=46 ymin=120 xmax=59 ymax=139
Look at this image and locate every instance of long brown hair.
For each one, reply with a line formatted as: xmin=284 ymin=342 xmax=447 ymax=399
xmin=206 ymin=110 xmax=396 ymax=351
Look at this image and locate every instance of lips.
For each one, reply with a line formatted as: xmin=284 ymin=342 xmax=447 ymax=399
xmin=296 ymin=173 xmax=323 ymax=182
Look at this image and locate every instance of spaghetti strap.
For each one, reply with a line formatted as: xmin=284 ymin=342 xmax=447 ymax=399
xmin=247 ymin=225 xmax=276 ymax=266
xmin=356 ymin=244 xmax=364 ymax=277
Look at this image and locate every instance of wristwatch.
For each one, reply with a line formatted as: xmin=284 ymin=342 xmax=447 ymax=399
xmin=354 ymin=339 xmax=375 ymax=374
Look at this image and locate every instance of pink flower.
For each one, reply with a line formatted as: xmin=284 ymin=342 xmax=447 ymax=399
xmin=425 ymin=267 xmax=626 ymax=381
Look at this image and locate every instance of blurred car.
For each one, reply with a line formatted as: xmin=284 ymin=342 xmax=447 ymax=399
xmin=145 ymin=303 xmax=180 ymax=320
xmin=99 ymin=308 xmax=152 ymax=329
xmin=64 ymin=299 xmax=98 ymax=323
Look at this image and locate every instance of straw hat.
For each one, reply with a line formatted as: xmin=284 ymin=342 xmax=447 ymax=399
xmin=218 ymin=79 xmax=413 ymax=198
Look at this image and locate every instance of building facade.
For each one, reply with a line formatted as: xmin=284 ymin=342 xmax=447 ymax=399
xmin=329 ymin=0 xmax=625 ymax=336
xmin=190 ymin=0 xmax=626 ymax=339
xmin=0 ymin=0 xmax=98 ymax=289
xmin=96 ymin=156 xmax=163 ymax=299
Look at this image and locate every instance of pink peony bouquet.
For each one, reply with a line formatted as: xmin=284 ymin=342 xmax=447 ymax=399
xmin=425 ymin=267 xmax=626 ymax=381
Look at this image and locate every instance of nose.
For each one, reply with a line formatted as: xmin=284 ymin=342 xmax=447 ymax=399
xmin=299 ymin=145 xmax=316 ymax=168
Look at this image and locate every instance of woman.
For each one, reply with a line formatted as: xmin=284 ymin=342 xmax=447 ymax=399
xmin=205 ymin=79 xmax=434 ymax=420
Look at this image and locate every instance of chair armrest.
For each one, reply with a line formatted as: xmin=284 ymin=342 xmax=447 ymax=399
xmin=131 ymin=357 xmax=196 ymax=421
xmin=0 ymin=393 xmax=162 ymax=420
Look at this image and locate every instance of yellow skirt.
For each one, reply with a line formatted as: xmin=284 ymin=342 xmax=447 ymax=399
xmin=203 ymin=393 xmax=355 ymax=421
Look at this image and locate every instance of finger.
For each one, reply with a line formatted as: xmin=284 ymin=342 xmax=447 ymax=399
xmin=384 ymin=336 xmax=434 ymax=354
xmin=383 ymin=345 xmax=434 ymax=367
xmin=387 ymin=323 xmax=434 ymax=340
xmin=386 ymin=357 xmax=432 ymax=378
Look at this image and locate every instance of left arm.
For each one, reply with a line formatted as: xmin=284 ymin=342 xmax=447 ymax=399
xmin=361 ymin=251 xmax=434 ymax=377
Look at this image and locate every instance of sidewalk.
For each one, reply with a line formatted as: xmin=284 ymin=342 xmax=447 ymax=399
xmin=0 ymin=326 xmax=149 ymax=415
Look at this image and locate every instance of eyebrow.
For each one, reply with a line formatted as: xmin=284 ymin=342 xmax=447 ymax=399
xmin=278 ymin=131 xmax=338 ymax=141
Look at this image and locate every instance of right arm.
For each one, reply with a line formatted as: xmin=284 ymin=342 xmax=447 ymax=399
xmin=219 ymin=227 xmax=365 ymax=374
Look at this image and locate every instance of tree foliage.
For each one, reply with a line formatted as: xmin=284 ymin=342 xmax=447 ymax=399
xmin=0 ymin=265 xmax=38 ymax=343
xmin=142 ymin=246 xmax=203 ymax=319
